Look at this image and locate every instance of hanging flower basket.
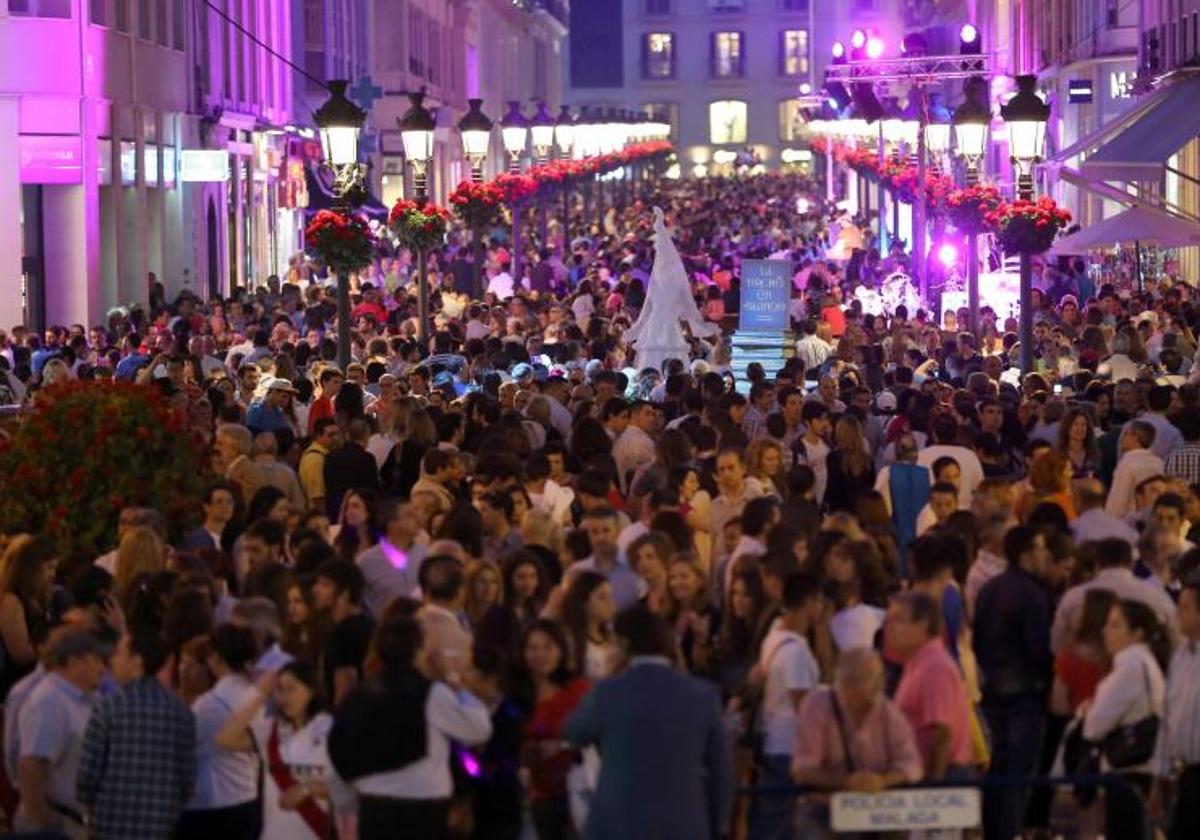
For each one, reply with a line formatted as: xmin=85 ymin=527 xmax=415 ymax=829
xmin=493 ymin=172 xmax=539 ymax=207
xmin=305 ymin=210 xmax=376 ymax=275
xmin=449 ymin=180 xmax=504 ymax=230
xmin=388 ymin=199 xmax=452 ymax=253
xmin=986 ymin=197 xmax=1073 ymax=255
xmin=946 ymin=184 xmax=1004 ymax=235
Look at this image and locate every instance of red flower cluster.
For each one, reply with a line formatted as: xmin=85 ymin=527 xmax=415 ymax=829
xmin=305 ymin=209 xmax=376 ymax=274
xmin=945 ymin=184 xmax=1004 ymax=234
xmin=493 ymin=172 xmax=540 ymax=206
xmin=388 ymin=199 xmax=453 ymax=253
xmin=987 ymin=196 xmax=1073 ymax=255
xmin=449 ymin=180 xmax=504 ymax=229
xmin=0 ymin=381 xmax=210 ymax=562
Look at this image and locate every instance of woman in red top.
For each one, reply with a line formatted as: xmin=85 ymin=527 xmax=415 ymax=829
xmin=519 ymin=618 xmax=590 ymax=840
xmin=1051 ymin=588 xmax=1116 ymax=715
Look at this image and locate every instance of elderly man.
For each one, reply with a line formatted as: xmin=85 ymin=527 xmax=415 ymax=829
xmin=214 ymin=423 xmax=269 ymax=505
xmin=16 ymin=628 xmax=108 ymax=838
xmin=251 ymin=432 xmax=306 ymax=510
xmin=791 ymin=648 xmax=922 ymax=798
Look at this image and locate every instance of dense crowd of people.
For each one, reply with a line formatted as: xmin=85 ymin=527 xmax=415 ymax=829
xmin=0 ymin=172 xmax=1198 ymax=840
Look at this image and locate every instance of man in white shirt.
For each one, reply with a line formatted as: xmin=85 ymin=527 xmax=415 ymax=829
xmin=1151 ymin=581 xmax=1200 ymax=833
xmin=795 ymin=319 xmax=833 ymax=373
xmin=1128 ymin=385 xmax=1183 ymax=460
xmin=1051 ymin=538 xmax=1178 ymax=653
xmin=1106 ymin=421 xmax=1166 ymax=519
xmin=750 ymin=572 xmax=822 ymax=840
xmin=613 ymin=400 xmax=660 ymax=494
xmin=917 ymin=416 xmax=984 ymax=508
xmin=1072 ymin=478 xmax=1140 ymax=546
xmin=965 ymin=515 xmax=1009 ymax=618
xmin=485 ymin=263 xmax=517 ymax=300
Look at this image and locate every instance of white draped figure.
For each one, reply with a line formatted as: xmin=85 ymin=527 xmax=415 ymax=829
xmin=624 ymin=207 xmax=721 ymax=373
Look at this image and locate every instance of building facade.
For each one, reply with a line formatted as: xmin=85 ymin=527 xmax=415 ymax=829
xmin=365 ymin=0 xmax=569 ymax=209
xmin=0 ymin=0 xmax=308 ymax=332
xmin=564 ymin=0 xmax=945 ymax=174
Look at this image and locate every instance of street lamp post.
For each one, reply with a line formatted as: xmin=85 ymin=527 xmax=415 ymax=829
xmin=398 ymin=90 xmax=437 ymax=346
xmin=530 ymin=101 xmax=555 ymax=250
xmin=457 ymin=98 xmax=493 ymax=300
xmin=313 ymin=80 xmax=366 ymax=372
xmin=902 ymin=92 xmax=927 ymax=294
xmin=555 ymin=105 xmax=575 ymax=252
xmin=501 ymin=101 xmax=529 ymax=285
xmin=952 ymin=81 xmax=990 ymax=336
xmin=1001 ymin=75 xmax=1050 ymax=375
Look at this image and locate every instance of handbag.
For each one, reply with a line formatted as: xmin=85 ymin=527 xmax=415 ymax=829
xmin=1099 ymin=662 xmax=1160 ymax=769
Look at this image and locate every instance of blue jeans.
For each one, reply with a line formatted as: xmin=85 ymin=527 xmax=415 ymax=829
xmin=982 ymin=696 xmax=1046 ymax=840
xmin=749 ymin=753 xmax=796 ymax=840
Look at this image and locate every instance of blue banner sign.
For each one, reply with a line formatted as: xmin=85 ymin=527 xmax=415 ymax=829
xmin=739 ymin=259 xmax=792 ymax=331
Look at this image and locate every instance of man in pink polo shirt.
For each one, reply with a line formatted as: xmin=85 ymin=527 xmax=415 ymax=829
xmin=886 ymin=592 xmax=974 ymax=779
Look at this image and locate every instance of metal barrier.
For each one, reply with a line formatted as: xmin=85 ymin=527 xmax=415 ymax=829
xmin=736 ymin=773 xmax=1150 ymax=837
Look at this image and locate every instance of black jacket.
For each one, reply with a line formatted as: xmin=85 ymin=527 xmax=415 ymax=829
xmin=323 ymin=442 xmax=380 ymax=517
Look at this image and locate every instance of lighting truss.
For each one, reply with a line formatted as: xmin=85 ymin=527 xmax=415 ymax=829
xmin=824 ymin=53 xmax=994 ymax=85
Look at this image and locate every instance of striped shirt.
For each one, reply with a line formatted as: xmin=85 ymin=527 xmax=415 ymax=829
xmin=1154 ymin=640 xmax=1200 ymax=776
xmin=1165 ymin=442 xmax=1200 ymax=485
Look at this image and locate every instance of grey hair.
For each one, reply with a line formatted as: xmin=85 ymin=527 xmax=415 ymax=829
xmin=45 ymin=627 xmax=109 ymax=669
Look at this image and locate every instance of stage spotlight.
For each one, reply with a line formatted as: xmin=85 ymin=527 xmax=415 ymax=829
xmin=851 ymin=29 xmax=867 ymax=50
xmin=832 ymin=41 xmax=846 ymax=61
xmin=960 ymin=23 xmax=982 ymax=55
xmin=937 ymin=243 xmax=959 ymax=268
xmin=799 ymin=82 xmax=812 ymax=95
xmin=866 ymin=37 xmax=885 ymax=59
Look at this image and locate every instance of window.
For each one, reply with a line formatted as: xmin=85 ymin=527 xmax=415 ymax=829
xmin=780 ymin=0 xmax=808 ymax=10
xmin=779 ymin=99 xmax=805 ymax=141
xmin=642 ymin=32 xmax=675 ymax=79
xmin=409 ymin=8 xmax=426 ymax=78
xmin=156 ymin=0 xmax=169 ymax=46
xmin=223 ymin=0 xmax=232 ymax=98
xmin=428 ymin=20 xmax=441 ymax=83
xmin=711 ymin=31 xmax=744 ymax=78
xmin=1107 ymin=0 xmax=1119 ymax=28
xmin=90 ymin=0 xmax=107 ymax=26
xmin=643 ymin=102 xmax=679 ymax=140
xmin=8 ymin=0 xmax=71 ymax=17
xmin=646 ymin=0 xmax=670 ymax=13
xmin=173 ymin=0 xmax=185 ymax=49
xmin=709 ymin=100 xmax=747 ymax=144
xmin=115 ymin=0 xmax=128 ymax=31
xmin=779 ymin=30 xmax=808 ymax=76
xmin=138 ymin=0 xmax=152 ymax=40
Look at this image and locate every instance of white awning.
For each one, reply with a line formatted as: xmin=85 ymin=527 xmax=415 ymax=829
xmin=1079 ymin=76 xmax=1200 ymax=182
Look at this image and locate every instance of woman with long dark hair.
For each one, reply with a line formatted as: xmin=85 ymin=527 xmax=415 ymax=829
xmin=216 ymin=660 xmax=335 ymax=840
xmin=518 ymin=619 xmax=590 ymax=840
xmin=501 ymin=550 xmax=550 ymax=630
xmin=711 ymin=569 xmax=765 ymax=699
xmin=0 ymin=535 xmax=57 ymax=700
xmin=560 ymin=571 xmax=617 ymax=680
xmin=333 ymin=488 xmax=383 ymax=562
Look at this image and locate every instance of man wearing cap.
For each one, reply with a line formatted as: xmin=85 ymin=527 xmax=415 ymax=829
xmin=244 ymin=378 xmax=295 ymax=436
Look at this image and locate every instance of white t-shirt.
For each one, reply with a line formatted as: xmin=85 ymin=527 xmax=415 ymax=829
xmin=794 ymin=438 xmax=831 ymax=505
xmin=250 ymin=713 xmax=334 ymax=840
xmin=758 ymin=621 xmax=820 ymax=756
xmin=828 ymin=604 xmax=886 ymax=652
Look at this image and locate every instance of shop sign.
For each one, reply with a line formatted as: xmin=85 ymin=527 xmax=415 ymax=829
xmin=19 ymin=135 xmax=83 ymax=184
xmin=180 ymin=150 xmax=231 ymax=182
xmin=831 ymin=788 xmax=981 ymax=833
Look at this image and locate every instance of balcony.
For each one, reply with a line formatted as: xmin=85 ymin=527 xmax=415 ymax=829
xmin=512 ymin=0 xmax=569 ymax=28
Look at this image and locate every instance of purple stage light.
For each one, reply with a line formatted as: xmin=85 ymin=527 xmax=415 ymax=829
xmin=960 ymin=24 xmax=979 ymax=44
xmin=937 ymin=243 xmax=959 ymax=268
xmin=866 ymin=37 xmax=885 ymax=59
xmin=851 ymin=30 xmax=867 ymax=50
xmin=832 ymin=41 xmax=845 ymax=58
xmin=799 ymin=82 xmax=812 ymax=95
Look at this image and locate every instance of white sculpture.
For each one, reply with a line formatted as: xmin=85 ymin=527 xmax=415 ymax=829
xmin=625 ymin=207 xmax=721 ymax=373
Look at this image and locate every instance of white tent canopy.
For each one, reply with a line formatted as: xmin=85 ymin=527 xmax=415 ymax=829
xmin=1049 ymin=206 xmax=1200 ymax=255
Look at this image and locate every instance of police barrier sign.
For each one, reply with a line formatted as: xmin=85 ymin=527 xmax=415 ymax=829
xmin=738 ymin=259 xmax=791 ymax=332
xmin=830 ymin=788 xmax=981 ymax=832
